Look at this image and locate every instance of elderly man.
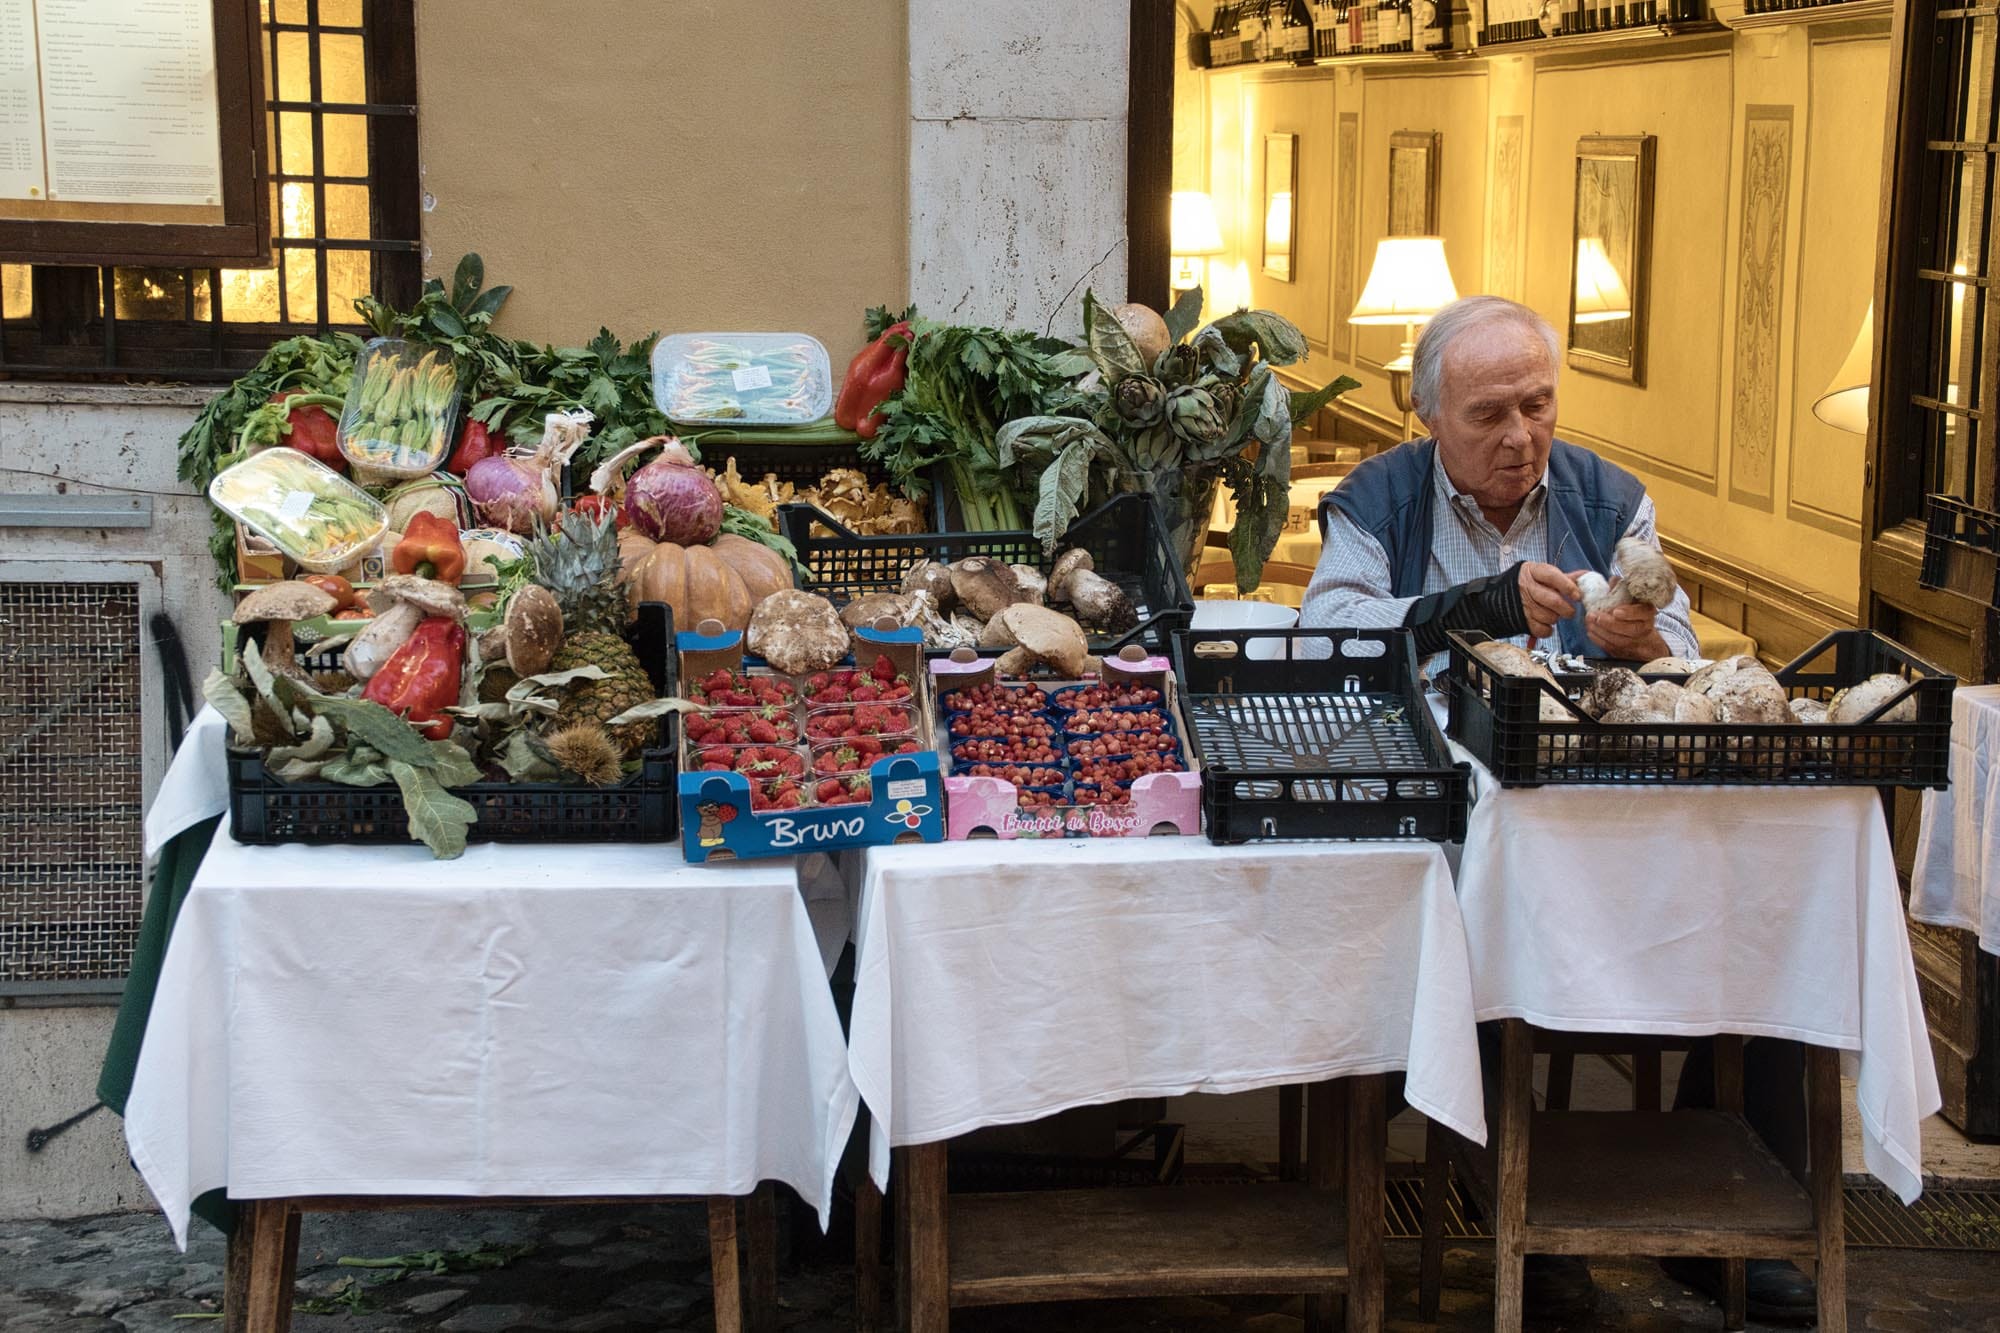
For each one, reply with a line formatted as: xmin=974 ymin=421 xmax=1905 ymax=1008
xmin=1303 ymin=295 xmax=1815 ymax=1325
xmin=1304 ymin=294 xmax=1698 ymax=669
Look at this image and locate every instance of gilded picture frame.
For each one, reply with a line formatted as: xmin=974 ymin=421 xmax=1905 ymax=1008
xmin=1262 ymin=133 xmax=1299 ymax=282
xmin=1567 ymin=134 xmax=1656 ymax=385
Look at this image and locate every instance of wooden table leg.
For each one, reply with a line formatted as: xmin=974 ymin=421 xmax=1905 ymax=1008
xmin=1715 ymin=1035 xmax=1748 ymax=1330
xmin=743 ymin=1182 xmax=778 ymax=1333
xmin=1493 ymin=1019 xmax=1533 ymax=1333
xmin=897 ymin=1143 xmax=949 ymax=1333
xmin=856 ymin=1173 xmax=884 ymax=1332
xmin=223 ymin=1198 xmax=298 ymax=1333
xmin=1279 ymin=1084 xmax=1304 ymax=1181
xmin=708 ymin=1196 xmax=744 ymax=1333
xmin=1344 ymin=1075 xmax=1386 ymax=1333
xmin=1304 ymin=1081 xmax=1345 ymax=1333
xmin=1809 ymin=1045 xmax=1847 ymax=1333
xmin=1417 ymin=1117 xmax=1448 ymax=1323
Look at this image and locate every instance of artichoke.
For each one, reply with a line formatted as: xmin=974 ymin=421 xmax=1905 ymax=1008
xmin=1206 ymin=378 xmax=1241 ymax=430
xmin=1114 ymin=374 xmax=1167 ymax=428
xmin=1164 ymin=385 xmax=1228 ymax=447
xmin=1153 ymin=343 xmax=1200 ymax=389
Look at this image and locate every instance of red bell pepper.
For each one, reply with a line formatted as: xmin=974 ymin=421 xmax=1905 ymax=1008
xmin=265 ymin=391 xmax=346 ymax=472
xmin=833 ymin=321 xmax=911 ymax=440
xmin=390 ymin=512 xmax=467 ymax=585
xmin=567 ymin=494 xmax=620 ymax=526
xmin=446 ymin=417 xmax=506 ymax=476
xmin=362 ymin=616 xmax=465 ymax=740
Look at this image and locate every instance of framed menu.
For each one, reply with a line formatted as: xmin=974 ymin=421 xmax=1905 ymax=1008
xmin=0 ymin=0 xmax=268 ymax=267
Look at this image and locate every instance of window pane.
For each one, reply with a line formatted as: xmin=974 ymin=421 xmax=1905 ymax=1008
xmin=278 ymin=110 xmax=315 ymax=175
xmin=111 ymin=269 xmax=191 ymax=322
xmin=322 ymin=114 xmax=368 ymax=177
xmin=319 ymin=34 xmax=365 ymax=105
xmin=273 ymin=0 xmax=308 ymax=21
xmin=319 ymin=0 xmax=363 ymax=24
xmin=326 ymin=250 xmax=371 ymax=324
xmin=220 ymin=266 xmax=281 ymax=323
xmin=323 ymin=184 xmax=370 ymax=239
xmin=2 ymin=264 xmax=32 ymax=318
xmin=189 ymin=270 xmax=212 ymax=322
xmin=278 ymin=181 xmax=316 ymax=238
xmin=284 ymin=248 xmax=320 ymax=324
xmin=275 ymin=31 xmax=312 ymax=101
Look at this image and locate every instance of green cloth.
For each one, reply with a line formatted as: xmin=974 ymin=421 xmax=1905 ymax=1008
xmin=98 ymin=814 xmax=235 ymax=1236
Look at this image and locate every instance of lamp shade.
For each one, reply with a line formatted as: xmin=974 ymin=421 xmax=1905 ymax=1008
xmin=1170 ymin=191 xmax=1225 ymax=256
xmin=1350 ymin=237 xmax=1458 ymax=325
xmin=1263 ymin=191 xmax=1293 ymax=251
xmin=1572 ymin=238 xmax=1633 ymax=324
xmin=1812 ymin=303 xmax=1872 ymax=434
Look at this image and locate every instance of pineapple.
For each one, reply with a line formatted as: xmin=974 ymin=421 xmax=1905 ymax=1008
xmin=523 ymin=511 xmax=657 ymax=756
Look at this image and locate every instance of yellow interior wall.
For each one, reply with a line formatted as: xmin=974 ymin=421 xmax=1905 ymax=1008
xmin=1197 ymin=27 xmax=1889 ymax=613
xmin=412 ymin=2 xmax=908 ymax=367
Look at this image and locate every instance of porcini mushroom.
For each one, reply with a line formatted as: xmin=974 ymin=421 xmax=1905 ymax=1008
xmin=1009 ymin=565 xmax=1049 ymax=606
xmin=948 ymin=557 xmax=1025 ymax=622
xmin=986 ymin=604 xmax=1100 ymax=678
xmin=1046 ymin=549 xmax=1138 ymax=633
xmin=746 ymin=589 xmax=850 ymax=675
xmin=502 ymin=584 xmax=564 ymax=677
xmin=1576 ymin=537 xmax=1680 ymax=615
xmin=232 ymin=580 xmax=338 ymax=682
xmin=901 ymin=559 xmax=956 ymax=613
xmin=342 ymin=574 xmax=467 ymax=682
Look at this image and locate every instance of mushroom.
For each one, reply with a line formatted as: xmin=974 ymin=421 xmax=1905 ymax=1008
xmin=1471 ymin=640 xmax=1574 ymax=723
xmin=233 ymin=580 xmax=338 ymax=682
xmin=1790 ymin=697 xmax=1830 ymax=726
xmin=342 ymin=574 xmax=466 ymax=682
xmin=1046 ymin=549 xmax=1139 ymax=633
xmin=948 ymin=557 xmax=1025 ymax=622
xmin=901 ymin=560 xmax=956 ymax=613
xmin=746 ymin=589 xmax=850 ymax=675
xmin=840 ymin=592 xmax=924 ymax=639
xmin=502 ymin=585 xmax=564 ymax=677
xmin=1577 ymin=537 xmax=1680 ymax=615
xmin=1828 ymin=673 xmax=1918 ymax=725
xmin=987 ymin=604 xmax=1101 ymax=678
xmin=1009 ymin=564 xmax=1050 ymax=606
xmin=1639 ymin=656 xmax=1707 ymax=675
xmin=1580 ymin=667 xmax=1649 ymax=719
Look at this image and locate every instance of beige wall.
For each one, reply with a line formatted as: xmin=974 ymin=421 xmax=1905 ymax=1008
xmin=413 ymin=2 xmax=908 ymax=367
xmin=1199 ymin=21 xmax=1889 ymax=613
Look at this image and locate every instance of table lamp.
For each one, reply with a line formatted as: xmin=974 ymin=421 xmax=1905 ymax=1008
xmin=1572 ymin=237 xmax=1633 ymax=324
xmin=1170 ymin=191 xmax=1225 ymax=294
xmin=1349 ymin=236 xmax=1458 ymax=439
xmin=1811 ymin=303 xmax=1873 ymax=435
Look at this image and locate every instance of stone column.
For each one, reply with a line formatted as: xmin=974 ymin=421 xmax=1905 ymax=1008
xmin=906 ymin=2 xmax=1131 ymax=335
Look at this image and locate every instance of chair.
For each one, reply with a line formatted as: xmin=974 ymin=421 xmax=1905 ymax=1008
xmin=1291 ymin=461 xmax=1355 ymax=481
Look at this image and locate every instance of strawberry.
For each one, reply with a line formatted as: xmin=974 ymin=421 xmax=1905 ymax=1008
xmin=803 ymin=660 xmax=913 ymax=705
xmin=685 ymin=669 xmax=796 ymax=707
xmin=814 ymin=735 xmax=923 ymax=776
xmin=814 ymin=774 xmax=872 ymax=806
xmin=870 ymin=653 xmax=898 ymax=683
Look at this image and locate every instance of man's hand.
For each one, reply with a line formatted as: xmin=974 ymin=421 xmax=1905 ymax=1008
xmin=1517 ymin=561 xmax=1580 ymax=640
xmin=1584 ymin=600 xmax=1670 ymax=662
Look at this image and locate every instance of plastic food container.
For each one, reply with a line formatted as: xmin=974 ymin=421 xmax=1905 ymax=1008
xmin=337 ymin=337 xmax=461 ymax=479
xmin=209 ymin=448 xmax=389 ymax=574
xmin=653 ymin=333 xmax=832 ymax=426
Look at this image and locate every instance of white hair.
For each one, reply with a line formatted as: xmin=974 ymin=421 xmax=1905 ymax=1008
xmin=1409 ymin=296 xmax=1561 ymax=422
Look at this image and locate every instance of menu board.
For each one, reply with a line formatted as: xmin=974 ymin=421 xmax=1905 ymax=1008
xmin=0 ymin=0 xmax=223 ymax=213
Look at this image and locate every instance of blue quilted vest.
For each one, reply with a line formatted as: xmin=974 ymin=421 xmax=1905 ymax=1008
xmin=1321 ymin=438 xmax=1644 ymax=657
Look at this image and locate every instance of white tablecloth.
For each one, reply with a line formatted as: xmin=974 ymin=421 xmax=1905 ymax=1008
xmin=1914 ymin=685 xmax=2000 ymax=953
xmin=127 ymin=728 xmax=859 ymax=1249
xmin=145 ymin=708 xmax=231 ymax=857
xmin=1454 ymin=754 xmax=1941 ymax=1203
xmin=845 ymin=838 xmax=1485 ymax=1188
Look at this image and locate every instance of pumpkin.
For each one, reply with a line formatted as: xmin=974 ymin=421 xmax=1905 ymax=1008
xmin=618 ymin=529 xmax=793 ymax=632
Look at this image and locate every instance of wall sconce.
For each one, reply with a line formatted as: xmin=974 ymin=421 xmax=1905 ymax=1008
xmin=1170 ymin=191 xmax=1225 ymax=294
xmin=1350 ymin=236 xmax=1458 ymax=440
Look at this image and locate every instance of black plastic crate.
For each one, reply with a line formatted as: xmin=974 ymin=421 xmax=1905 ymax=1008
xmin=778 ymin=492 xmax=1197 ymax=658
xmin=228 ymin=602 xmax=679 ymax=845
xmin=1445 ymin=628 xmax=1954 ymax=789
xmin=1920 ymin=494 xmax=2000 ymax=610
xmin=1170 ymin=627 xmax=1470 ymax=843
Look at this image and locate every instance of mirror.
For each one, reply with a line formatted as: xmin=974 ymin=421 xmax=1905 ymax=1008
xmin=1567 ymin=134 xmax=1655 ymax=385
xmin=1262 ymin=133 xmax=1297 ymax=282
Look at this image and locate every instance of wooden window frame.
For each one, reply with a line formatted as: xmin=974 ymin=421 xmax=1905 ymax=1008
xmin=0 ymin=0 xmax=272 ymax=269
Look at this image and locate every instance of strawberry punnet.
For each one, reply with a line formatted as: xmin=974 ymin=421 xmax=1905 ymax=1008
xmin=1065 ymin=731 xmax=1181 ymax=761
xmin=803 ymin=655 xmax=915 ymax=705
xmin=684 ymin=706 xmax=800 ymax=747
xmin=940 ymin=682 xmax=1048 ymax=714
xmin=1063 ymin=707 xmax=1170 ymax=737
xmin=813 ymin=735 xmax=924 ymax=776
xmin=806 ymin=703 xmax=915 ymax=740
xmin=684 ymin=668 xmax=797 ymax=708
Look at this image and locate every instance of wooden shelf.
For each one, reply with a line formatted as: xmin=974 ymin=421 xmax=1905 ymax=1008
xmin=1715 ymin=0 xmax=1892 ymax=29
xmin=948 ymin=1183 xmax=1349 ymax=1307
xmin=1472 ymin=18 xmax=1728 ymax=56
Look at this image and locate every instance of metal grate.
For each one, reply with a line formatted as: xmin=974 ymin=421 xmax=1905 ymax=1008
xmin=0 ymin=582 xmax=143 ymax=986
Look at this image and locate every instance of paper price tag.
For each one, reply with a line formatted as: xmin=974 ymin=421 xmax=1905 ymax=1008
xmin=731 ymin=365 xmax=773 ymax=393
xmin=276 ymin=490 xmax=316 ymax=523
xmin=886 ymin=778 xmax=928 ymax=801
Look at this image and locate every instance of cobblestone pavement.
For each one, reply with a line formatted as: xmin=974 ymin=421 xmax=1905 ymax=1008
xmin=4 ymin=1198 xmax=1999 ymax=1332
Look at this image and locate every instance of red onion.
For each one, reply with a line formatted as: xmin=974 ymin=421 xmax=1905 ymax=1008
xmin=623 ymin=455 xmax=722 ymax=545
xmin=465 ymin=453 xmax=556 ymax=533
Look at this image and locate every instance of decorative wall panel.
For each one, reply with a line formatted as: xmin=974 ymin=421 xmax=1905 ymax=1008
xmin=1729 ymin=104 xmax=1794 ymax=512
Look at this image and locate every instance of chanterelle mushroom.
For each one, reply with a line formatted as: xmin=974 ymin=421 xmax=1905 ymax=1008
xmin=988 ymin=604 xmax=1100 ymax=678
xmin=233 ymin=580 xmax=338 ymax=681
xmin=1046 ymin=549 xmax=1138 ymax=633
xmin=342 ymin=574 xmax=466 ymax=682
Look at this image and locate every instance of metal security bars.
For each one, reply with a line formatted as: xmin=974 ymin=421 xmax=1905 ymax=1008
xmin=0 ymin=0 xmax=420 ymax=381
